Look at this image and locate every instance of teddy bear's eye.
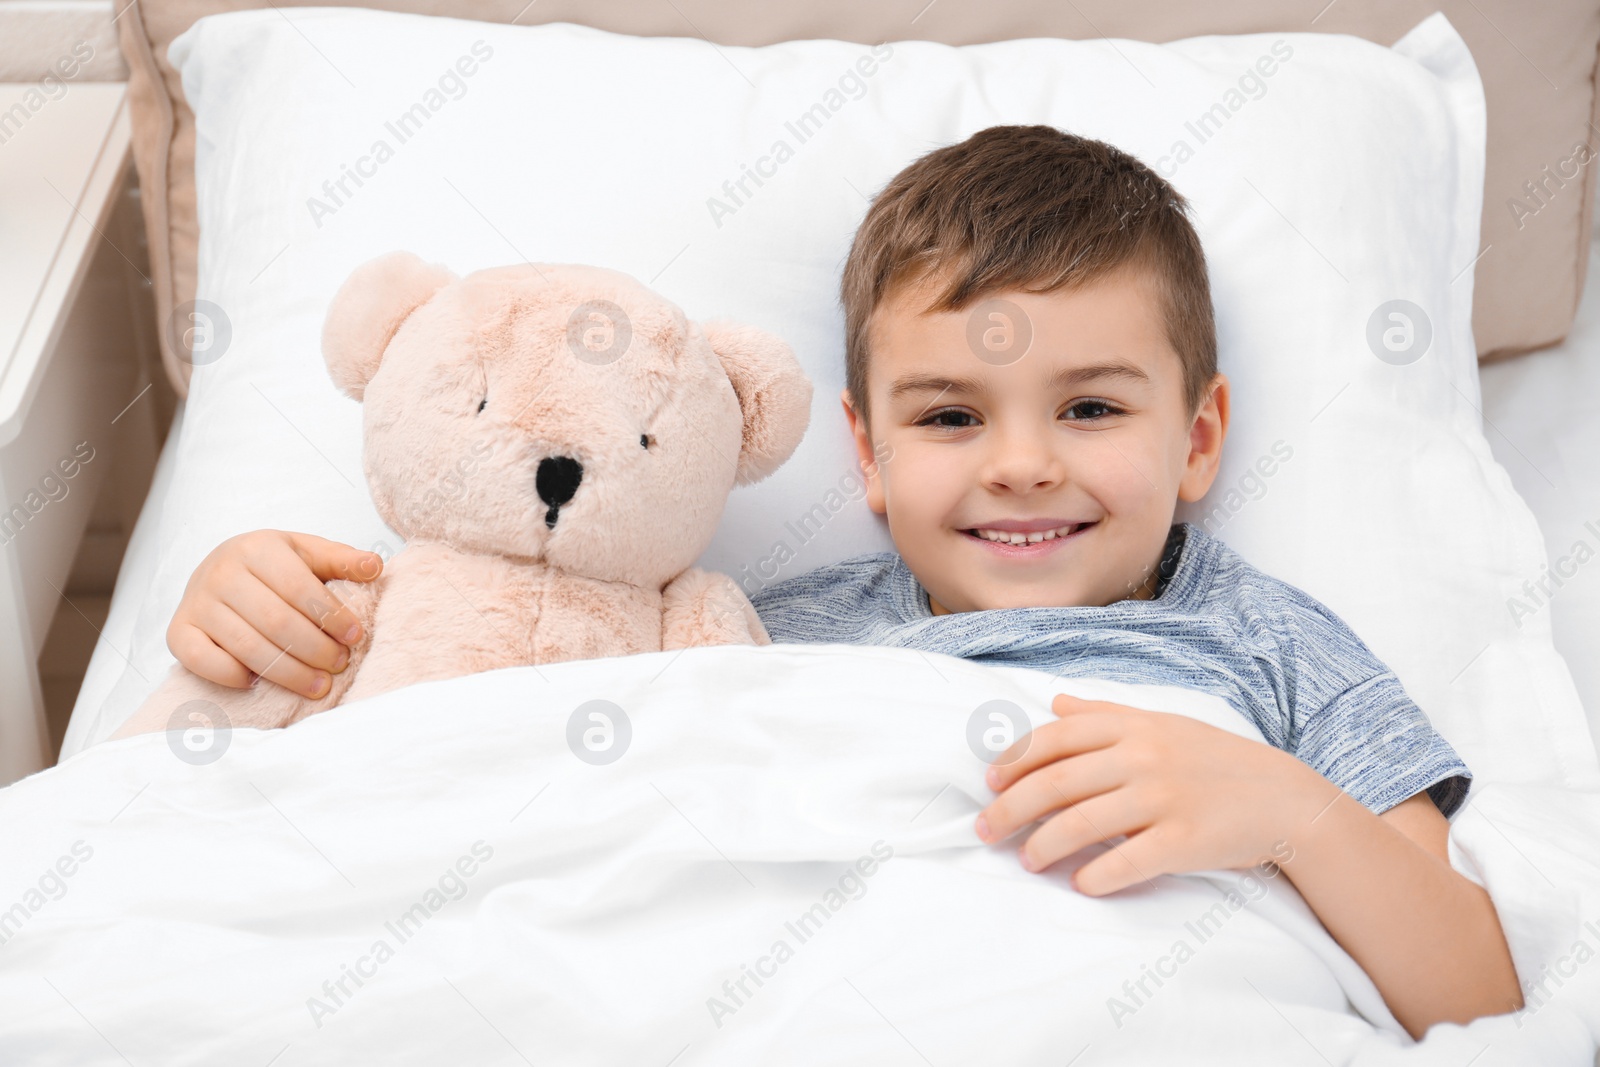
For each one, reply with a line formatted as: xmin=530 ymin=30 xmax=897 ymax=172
xmin=640 ymin=433 xmax=652 ymax=450
xmin=477 ymin=398 xmax=487 ymax=414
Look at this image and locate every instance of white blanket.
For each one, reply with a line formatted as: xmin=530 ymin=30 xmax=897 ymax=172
xmin=4 ymin=645 xmax=1598 ymax=1065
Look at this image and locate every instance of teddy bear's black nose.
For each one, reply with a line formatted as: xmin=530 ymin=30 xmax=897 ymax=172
xmin=537 ymin=455 xmax=583 ymax=528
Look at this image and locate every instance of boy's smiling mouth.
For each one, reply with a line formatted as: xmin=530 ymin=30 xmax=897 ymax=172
xmin=961 ymin=519 xmax=1096 ymax=554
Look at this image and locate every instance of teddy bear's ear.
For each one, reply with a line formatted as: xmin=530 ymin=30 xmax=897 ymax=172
xmin=322 ymin=251 xmax=456 ymax=400
xmin=702 ymin=319 xmax=812 ymax=485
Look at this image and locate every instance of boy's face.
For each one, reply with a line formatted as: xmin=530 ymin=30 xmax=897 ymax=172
xmin=846 ymin=266 xmax=1227 ymax=614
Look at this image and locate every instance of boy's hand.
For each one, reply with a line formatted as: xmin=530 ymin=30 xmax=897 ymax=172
xmin=977 ymin=694 xmax=1326 ymax=896
xmin=166 ymin=530 xmax=383 ymax=699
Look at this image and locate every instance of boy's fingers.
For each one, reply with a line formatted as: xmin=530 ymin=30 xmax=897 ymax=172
xmin=298 ymin=584 xmax=365 ymax=647
xmin=988 ymin=715 xmax=1123 ymax=791
xmin=1070 ymin=826 xmax=1170 ymax=897
xmin=979 ymin=750 xmax=1122 ymax=843
xmin=206 ymin=602 xmax=331 ymax=700
xmin=226 ymin=573 xmax=350 ymax=674
xmin=254 ymin=552 xmax=367 ymax=647
xmin=1016 ymin=792 xmax=1148 ymax=879
xmin=289 ymin=532 xmax=383 ymax=584
xmin=167 ymin=622 xmax=253 ymax=690
xmin=242 ymin=536 xmax=367 ymax=646
xmin=1052 ymin=693 xmax=1135 ymax=717
xmin=1052 ymin=694 xmax=1087 ymax=717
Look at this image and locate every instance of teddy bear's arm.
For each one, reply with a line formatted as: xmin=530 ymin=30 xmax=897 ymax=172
xmin=660 ymin=567 xmax=770 ymax=650
xmin=110 ymin=577 xmax=383 ymax=738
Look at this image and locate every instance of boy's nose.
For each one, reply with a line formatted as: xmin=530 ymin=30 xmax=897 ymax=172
xmin=983 ymin=431 xmax=1064 ymax=492
xmin=537 ymin=455 xmax=583 ymax=527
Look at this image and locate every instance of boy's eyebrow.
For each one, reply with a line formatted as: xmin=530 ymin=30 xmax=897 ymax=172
xmin=887 ymin=372 xmax=987 ymax=402
xmin=1047 ymin=361 xmax=1152 ymax=392
xmin=886 ymin=360 xmax=1151 ymax=402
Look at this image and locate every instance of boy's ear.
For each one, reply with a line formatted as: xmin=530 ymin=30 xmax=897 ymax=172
xmin=323 ymin=251 xmax=456 ymax=400
xmin=841 ymin=389 xmax=887 ymax=515
xmin=1179 ymin=373 xmax=1231 ymax=502
xmin=702 ymin=319 xmax=812 ymax=485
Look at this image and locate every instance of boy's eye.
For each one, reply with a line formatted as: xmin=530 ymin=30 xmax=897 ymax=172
xmin=1062 ymin=399 xmax=1123 ymax=421
xmin=916 ymin=408 xmax=977 ymax=430
xmin=640 ymin=433 xmax=653 ymax=449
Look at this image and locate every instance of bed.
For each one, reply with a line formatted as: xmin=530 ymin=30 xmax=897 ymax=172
xmin=11 ymin=3 xmax=1600 ymax=1064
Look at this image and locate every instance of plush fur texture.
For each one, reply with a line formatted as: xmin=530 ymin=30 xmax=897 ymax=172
xmin=115 ymin=252 xmax=811 ymax=736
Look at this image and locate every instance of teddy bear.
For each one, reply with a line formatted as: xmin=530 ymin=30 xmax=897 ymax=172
xmin=113 ymin=250 xmax=812 ymax=737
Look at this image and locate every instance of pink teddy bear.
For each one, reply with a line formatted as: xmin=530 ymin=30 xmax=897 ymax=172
xmin=116 ymin=251 xmax=811 ymax=736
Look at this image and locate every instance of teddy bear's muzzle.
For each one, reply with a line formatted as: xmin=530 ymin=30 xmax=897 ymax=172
xmin=536 ymin=455 xmax=584 ymax=529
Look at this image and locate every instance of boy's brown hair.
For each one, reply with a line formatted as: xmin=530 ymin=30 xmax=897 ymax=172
xmin=841 ymin=124 xmax=1216 ymax=430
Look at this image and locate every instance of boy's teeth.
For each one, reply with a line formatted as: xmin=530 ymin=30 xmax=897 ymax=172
xmin=972 ymin=524 xmax=1079 ymax=544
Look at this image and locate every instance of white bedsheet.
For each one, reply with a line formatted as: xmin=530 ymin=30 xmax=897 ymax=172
xmin=14 ymin=644 xmax=1600 ymax=1064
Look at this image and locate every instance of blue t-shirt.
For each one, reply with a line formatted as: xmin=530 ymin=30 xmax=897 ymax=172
xmin=748 ymin=523 xmax=1471 ymax=818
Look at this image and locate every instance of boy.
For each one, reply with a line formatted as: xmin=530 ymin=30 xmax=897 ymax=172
xmin=151 ymin=126 xmax=1521 ymax=1038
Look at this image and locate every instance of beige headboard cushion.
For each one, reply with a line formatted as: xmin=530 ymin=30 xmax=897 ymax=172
xmin=116 ymin=0 xmax=1600 ymax=396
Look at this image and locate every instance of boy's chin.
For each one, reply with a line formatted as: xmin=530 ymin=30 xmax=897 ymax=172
xmin=944 ymin=578 xmax=1115 ymax=613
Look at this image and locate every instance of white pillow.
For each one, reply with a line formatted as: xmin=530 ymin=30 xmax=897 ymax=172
xmin=86 ymin=10 xmax=1598 ymax=797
